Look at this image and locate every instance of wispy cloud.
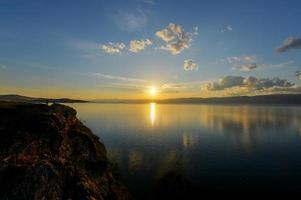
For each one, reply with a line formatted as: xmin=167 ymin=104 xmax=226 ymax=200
xmin=107 ymin=82 xmax=149 ymax=91
xmin=227 ymin=56 xmax=257 ymax=71
xmin=156 ymin=23 xmax=198 ymax=55
xmin=258 ymin=61 xmax=296 ymax=69
xmin=183 ymin=59 xmax=198 ymax=71
xmin=161 ymin=83 xmax=187 ymax=90
xmin=72 ymin=40 xmax=103 ymax=59
xmin=90 ymin=72 xmax=208 ymax=95
xmin=129 ymin=39 xmax=152 ymax=53
xmin=91 ymin=72 xmax=149 ymax=83
xmin=102 ymin=42 xmax=126 ymax=54
xmin=221 ymin=25 xmax=233 ymax=33
xmin=114 ymin=7 xmax=147 ymax=32
xmin=140 ymin=0 xmax=156 ymax=5
xmin=277 ymin=36 xmax=301 ymax=53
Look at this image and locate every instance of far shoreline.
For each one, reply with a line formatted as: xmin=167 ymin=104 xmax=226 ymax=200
xmin=2 ymin=93 xmax=301 ymax=106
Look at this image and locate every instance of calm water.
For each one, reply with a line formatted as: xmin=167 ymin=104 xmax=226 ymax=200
xmin=67 ymin=103 xmax=301 ymax=197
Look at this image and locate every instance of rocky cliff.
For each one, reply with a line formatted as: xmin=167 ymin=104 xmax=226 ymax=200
xmin=0 ymin=102 xmax=132 ymax=200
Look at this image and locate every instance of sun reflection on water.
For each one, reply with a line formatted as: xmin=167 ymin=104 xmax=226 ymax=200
xmin=150 ymin=103 xmax=156 ymax=126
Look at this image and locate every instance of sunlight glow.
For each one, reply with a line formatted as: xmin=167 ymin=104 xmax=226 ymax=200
xmin=150 ymin=103 xmax=156 ymax=126
xmin=149 ymin=86 xmax=158 ymax=97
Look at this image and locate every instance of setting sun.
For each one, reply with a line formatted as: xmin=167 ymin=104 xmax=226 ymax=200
xmin=149 ymin=86 xmax=158 ymax=97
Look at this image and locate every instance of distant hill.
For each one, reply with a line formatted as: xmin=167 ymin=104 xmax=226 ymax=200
xmin=93 ymin=94 xmax=301 ymax=105
xmin=2 ymin=94 xmax=301 ymax=105
xmin=0 ymin=94 xmax=88 ymax=103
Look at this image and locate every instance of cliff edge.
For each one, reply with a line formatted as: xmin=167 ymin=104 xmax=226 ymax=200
xmin=0 ymin=102 xmax=132 ymax=200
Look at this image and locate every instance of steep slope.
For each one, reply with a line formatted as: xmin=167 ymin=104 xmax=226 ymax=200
xmin=0 ymin=102 xmax=132 ymax=200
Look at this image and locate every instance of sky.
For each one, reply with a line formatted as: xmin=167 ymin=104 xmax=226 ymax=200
xmin=0 ymin=0 xmax=301 ymax=99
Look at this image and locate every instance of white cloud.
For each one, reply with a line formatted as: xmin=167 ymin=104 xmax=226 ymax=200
xmin=205 ymin=76 xmax=295 ymax=91
xmin=240 ymin=63 xmax=257 ymax=71
xmin=227 ymin=56 xmax=257 ymax=71
xmin=102 ymin=42 xmax=126 ymax=54
xmin=227 ymin=56 xmax=241 ymax=64
xmin=193 ymin=26 xmax=199 ymax=36
xmin=183 ymin=59 xmax=198 ymax=71
xmin=156 ymin=28 xmax=175 ymax=42
xmin=129 ymin=39 xmax=152 ymax=53
xmin=243 ymin=56 xmax=256 ymax=62
xmin=227 ymin=56 xmax=256 ymax=64
xmin=156 ymin=23 xmax=197 ymax=55
xmin=277 ymin=37 xmax=301 ymax=53
xmin=221 ymin=25 xmax=233 ymax=32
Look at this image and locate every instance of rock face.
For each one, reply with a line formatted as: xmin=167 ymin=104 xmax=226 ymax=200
xmin=0 ymin=102 xmax=132 ymax=200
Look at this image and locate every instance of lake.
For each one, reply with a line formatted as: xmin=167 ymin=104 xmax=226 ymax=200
xmin=67 ymin=103 xmax=301 ymax=198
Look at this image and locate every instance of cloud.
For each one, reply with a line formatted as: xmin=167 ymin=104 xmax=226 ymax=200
xmin=259 ymin=61 xmax=295 ymax=69
xmin=156 ymin=23 xmax=197 ymax=55
xmin=227 ymin=56 xmax=256 ymax=64
xmin=72 ymin=40 xmax=103 ymax=59
xmin=243 ymin=56 xmax=256 ymax=62
xmin=206 ymin=76 xmax=245 ymax=90
xmin=227 ymin=56 xmax=257 ymax=71
xmin=193 ymin=26 xmax=199 ymax=36
xmin=114 ymin=7 xmax=147 ymax=32
xmin=296 ymin=71 xmax=301 ymax=80
xmin=262 ymin=85 xmax=301 ymax=94
xmin=221 ymin=26 xmax=233 ymax=33
xmin=240 ymin=63 xmax=257 ymax=71
xmin=183 ymin=59 xmax=198 ymax=71
xmin=226 ymin=56 xmax=240 ymax=64
xmin=129 ymin=39 xmax=152 ymax=53
xmin=161 ymin=83 xmax=187 ymax=90
xmin=108 ymin=82 xmax=148 ymax=91
xmin=92 ymin=73 xmax=148 ymax=83
xmin=101 ymin=39 xmax=152 ymax=54
xmin=158 ymin=83 xmax=187 ymax=93
xmin=140 ymin=0 xmax=156 ymax=5
xmin=102 ymin=42 xmax=126 ymax=54
xmin=156 ymin=27 xmax=175 ymax=42
xmin=205 ymin=76 xmax=295 ymax=92
xmin=277 ymin=37 xmax=301 ymax=53
xmin=0 ymin=64 xmax=7 ymax=69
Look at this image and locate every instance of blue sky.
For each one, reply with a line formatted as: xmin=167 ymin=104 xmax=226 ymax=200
xmin=0 ymin=0 xmax=301 ymax=99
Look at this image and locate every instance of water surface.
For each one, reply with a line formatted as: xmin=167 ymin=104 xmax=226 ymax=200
xmin=67 ymin=103 xmax=301 ymax=197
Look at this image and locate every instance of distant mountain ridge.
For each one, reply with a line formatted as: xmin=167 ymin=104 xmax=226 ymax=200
xmin=93 ymin=94 xmax=301 ymax=105
xmin=1 ymin=94 xmax=301 ymax=105
xmin=0 ymin=94 xmax=88 ymax=103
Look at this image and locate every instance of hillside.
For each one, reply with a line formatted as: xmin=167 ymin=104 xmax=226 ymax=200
xmin=0 ymin=102 xmax=132 ymax=200
xmin=93 ymin=94 xmax=301 ymax=105
xmin=0 ymin=94 xmax=88 ymax=103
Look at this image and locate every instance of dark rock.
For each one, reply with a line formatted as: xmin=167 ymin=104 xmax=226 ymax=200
xmin=0 ymin=102 xmax=132 ymax=200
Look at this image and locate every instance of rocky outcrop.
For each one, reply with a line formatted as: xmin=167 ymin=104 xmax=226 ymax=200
xmin=0 ymin=102 xmax=132 ymax=200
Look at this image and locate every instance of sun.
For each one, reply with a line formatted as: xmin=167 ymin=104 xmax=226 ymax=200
xmin=149 ymin=86 xmax=158 ymax=97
